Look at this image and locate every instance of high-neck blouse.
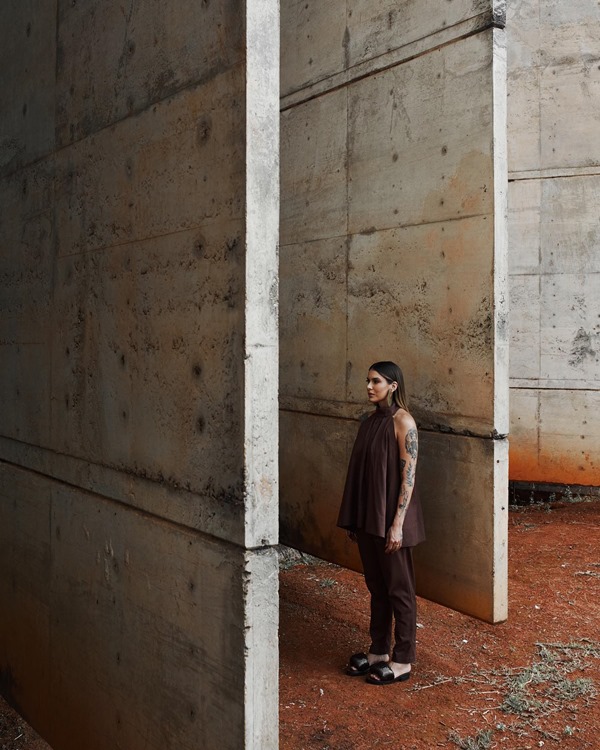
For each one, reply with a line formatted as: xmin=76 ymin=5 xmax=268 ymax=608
xmin=337 ymin=404 xmax=425 ymax=546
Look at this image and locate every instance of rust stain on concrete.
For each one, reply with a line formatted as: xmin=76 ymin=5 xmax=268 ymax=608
xmin=510 ymin=445 xmax=600 ymax=486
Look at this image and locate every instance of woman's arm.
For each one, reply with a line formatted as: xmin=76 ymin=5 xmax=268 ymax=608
xmin=385 ymin=412 xmax=418 ymax=554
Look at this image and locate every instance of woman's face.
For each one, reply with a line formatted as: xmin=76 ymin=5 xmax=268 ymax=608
xmin=366 ymin=369 xmax=396 ymax=405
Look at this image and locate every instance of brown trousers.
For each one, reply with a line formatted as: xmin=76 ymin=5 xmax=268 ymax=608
xmin=357 ymin=531 xmax=416 ymax=663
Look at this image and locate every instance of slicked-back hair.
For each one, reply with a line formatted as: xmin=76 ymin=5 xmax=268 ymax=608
xmin=369 ymin=360 xmax=409 ymax=411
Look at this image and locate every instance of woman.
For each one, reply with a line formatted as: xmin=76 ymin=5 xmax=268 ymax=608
xmin=337 ymin=361 xmax=425 ymax=685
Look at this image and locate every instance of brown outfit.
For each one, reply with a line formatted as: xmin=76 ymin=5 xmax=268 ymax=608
xmin=337 ymin=403 xmax=425 ymax=663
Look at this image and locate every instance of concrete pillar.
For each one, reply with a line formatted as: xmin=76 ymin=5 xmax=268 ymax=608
xmin=280 ymin=0 xmax=509 ymax=622
xmin=508 ymin=0 xmax=600 ymax=487
xmin=0 ymin=1 xmax=279 ymax=748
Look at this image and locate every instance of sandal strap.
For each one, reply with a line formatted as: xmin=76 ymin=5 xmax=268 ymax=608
xmin=348 ymin=652 xmax=369 ymax=670
xmin=370 ymin=662 xmax=394 ymax=680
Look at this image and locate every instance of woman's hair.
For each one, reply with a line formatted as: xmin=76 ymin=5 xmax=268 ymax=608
xmin=369 ymin=360 xmax=409 ymax=411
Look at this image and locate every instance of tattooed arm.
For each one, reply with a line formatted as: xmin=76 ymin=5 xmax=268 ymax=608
xmin=385 ymin=412 xmax=418 ymax=554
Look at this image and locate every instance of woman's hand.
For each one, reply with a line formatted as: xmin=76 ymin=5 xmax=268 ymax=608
xmin=347 ymin=531 xmax=357 ymax=543
xmin=385 ymin=522 xmax=403 ymax=554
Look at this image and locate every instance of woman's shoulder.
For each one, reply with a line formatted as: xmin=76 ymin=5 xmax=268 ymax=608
xmin=392 ymin=408 xmax=417 ymax=433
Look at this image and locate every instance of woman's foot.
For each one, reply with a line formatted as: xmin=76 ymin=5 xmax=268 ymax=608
xmin=366 ymin=660 xmax=411 ymax=684
xmin=345 ymin=652 xmax=390 ymax=676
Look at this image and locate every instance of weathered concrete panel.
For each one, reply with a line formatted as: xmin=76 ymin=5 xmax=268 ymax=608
xmin=538 ymin=390 xmax=600 ymax=485
xmin=509 ymin=274 xmax=540 ymax=381
xmin=508 ymin=387 xmax=540 ymax=480
xmin=508 ymin=178 xmax=541 ymax=275
xmin=0 ymin=161 xmax=55 ymax=446
xmin=55 ymin=0 xmax=243 ymax=144
xmin=281 ymin=0 xmax=494 ymax=96
xmin=280 ymin=89 xmax=348 ymax=246
xmin=50 ymin=224 xmax=245 ymax=501
xmin=509 ymin=175 xmax=600 ymax=385
xmin=280 ymin=1 xmax=347 ymax=97
xmin=0 ymin=161 xmax=55 ymax=321
xmin=54 ymin=67 xmax=245 ymax=256
xmin=280 ymin=413 xmax=509 ymax=622
xmin=0 ymin=464 xmax=278 ymax=750
xmin=540 ymin=272 xmax=600 ymax=382
xmin=1 ymin=1 xmax=279 ymax=748
xmin=507 ymin=74 xmax=540 ymax=172
xmin=48 ymin=65 xmax=250 ymax=530
xmin=346 ymin=218 xmax=495 ymax=434
xmin=279 ymin=411 xmax=356 ymax=566
xmin=49 ymin=486 xmax=245 ymax=750
xmin=0 ymin=0 xmax=56 ymax=175
xmin=0 ymin=344 xmax=51 ymax=446
xmin=279 ymin=238 xmax=348 ymax=402
xmin=510 ymin=388 xmax=600 ymax=485
xmin=508 ymin=1 xmax=600 ymax=489
xmin=347 ymin=33 xmax=494 ymax=234
xmin=346 ymin=0 xmax=492 ymax=67
xmin=280 ymin=13 xmax=509 ymax=622
xmin=538 ymin=176 xmax=600 ymax=275
xmin=414 ymin=431 xmax=508 ymax=623
xmin=508 ymin=0 xmax=600 ymax=172
xmin=0 ymin=466 xmax=51 ymax=730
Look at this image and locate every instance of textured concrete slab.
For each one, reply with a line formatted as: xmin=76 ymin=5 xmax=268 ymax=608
xmin=280 ymin=13 xmax=509 ymax=624
xmin=507 ymin=0 xmax=600 ymax=488
xmin=539 ymin=272 xmax=600 ymax=382
xmin=346 ymin=217 xmax=496 ymax=435
xmin=279 ymin=412 xmax=509 ymax=622
xmin=510 ymin=275 xmax=541 ymax=381
xmin=50 ymin=224 xmax=245 ymax=503
xmin=0 ymin=0 xmax=56 ymax=175
xmin=279 ymin=238 xmax=348 ymax=402
xmin=279 ymin=411 xmax=353 ymax=561
xmin=280 ymin=1 xmax=347 ymax=97
xmin=55 ymin=0 xmax=243 ymax=145
xmin=280 ymin=89 xmax=348 ymax=246
xmin=54 ymin=67 xmax=245 ymax=256
xmin=347 ymin=33 xmax=494 ymax=234
xmin=508 ymin=0 xmax=600 ymax=173
xmin=510 ymin=388 xmax=600 ymax=486
xmin=414 ymin=431 xmax=508 ymax=623
xmin=347 ymin=0 xmax=492 ymax=67
xmin=537 ymin=389 xmax=600 ymax=484
xmin=0 ymin=466 xmax=51 ymax=730
xmin=49 ymin=484 xmax=249 ymax=750
xmin=1 ymin=2 xmax=279 ymax=749
xmin=508 ymin=178 xmax=541 ymax=275
xmin=281 ymin=0 xmax=494 ymax=96
xmin=538 ymin=176 xmax=600 ymax=275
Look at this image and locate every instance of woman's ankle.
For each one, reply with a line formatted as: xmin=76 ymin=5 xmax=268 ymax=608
xmin=367 ymin=652 xmax=390 ymax=665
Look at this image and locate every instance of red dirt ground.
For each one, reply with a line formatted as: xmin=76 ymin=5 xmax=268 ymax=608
xmin=2 ymin=502 xmax=599 ymax=750
xmin=280 ymin=502 xmax=600 ymax=750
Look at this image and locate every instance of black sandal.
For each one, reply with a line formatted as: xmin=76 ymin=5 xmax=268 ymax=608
xmin=366 ymin=662 xmax=411 ymax=685
xmin=345 ymin=652 xmax=370 ymax=676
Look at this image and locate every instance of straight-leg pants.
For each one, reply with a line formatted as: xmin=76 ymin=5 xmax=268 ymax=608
xmin=357 ymin=531 xmax=416 ymax=664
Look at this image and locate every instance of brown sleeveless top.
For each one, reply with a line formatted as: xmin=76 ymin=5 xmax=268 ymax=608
xmin=337 ymin=404 xmax=425 ymax=546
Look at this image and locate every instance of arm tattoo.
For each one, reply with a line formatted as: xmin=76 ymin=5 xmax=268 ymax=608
xmin=405 ymin=428 xmax=418 ymax=459
xmin=397 ymin=489 xmax=408 ymax=511
xmin=397 ymin=430 xmax=418 ymax=514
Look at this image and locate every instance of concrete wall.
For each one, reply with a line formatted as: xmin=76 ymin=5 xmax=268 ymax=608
xmin=508 ymin=0 xmax=600 ymax=486
xmin=279 ymin=1 xmax=509 ymax=622
xmin=0 ymin=2 xmax=279 ymax=749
